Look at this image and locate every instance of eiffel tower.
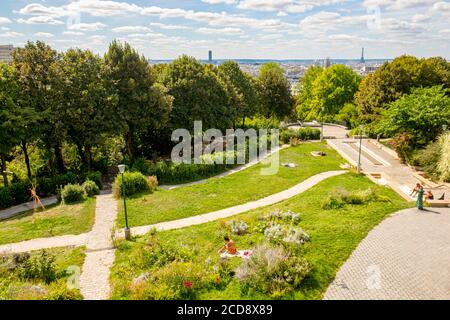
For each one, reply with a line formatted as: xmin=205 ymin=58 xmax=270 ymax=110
xmin=360 ymin=47 xmax=365 ymax=64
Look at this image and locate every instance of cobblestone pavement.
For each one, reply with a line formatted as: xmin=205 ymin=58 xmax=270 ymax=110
xmin=78 ymin=191 xmax=118 ymax=300
xmin=324 ymin=207 xmax=450 ymax=300
xmin=120 ymin=170 xmax=346 ymax=237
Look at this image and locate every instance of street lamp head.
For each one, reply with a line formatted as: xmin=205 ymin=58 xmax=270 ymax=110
xmin=118 ymin=164 xmax=126 ymax=174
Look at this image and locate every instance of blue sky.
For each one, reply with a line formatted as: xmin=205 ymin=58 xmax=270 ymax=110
xmin=0 ymin=0 xmax=449 ymax=59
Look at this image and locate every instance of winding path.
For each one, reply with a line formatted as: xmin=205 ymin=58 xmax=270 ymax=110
xmin=118 ymin=170 xmax=346 ymax=238
xmin=324 ymin=207 xmax=450 ymax=300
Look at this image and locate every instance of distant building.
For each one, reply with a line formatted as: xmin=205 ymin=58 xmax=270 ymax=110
xmin=0 ymin=45 xmax=14 ymax=63
xmin=208 ymin=50 xmax=213 ymax=62
xmin=360 ymin=47 xmax=365 ymax=64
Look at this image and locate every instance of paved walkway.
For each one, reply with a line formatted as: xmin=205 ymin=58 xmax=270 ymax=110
xmin=118 ymin=170 xmax=346 ymax=238
xmin=78 ymin=191 xmax=118 ymax=300
xmin=327 ymin=138 xmax=450 ymax=202
xmin=324 ymin=207 xmax=450 ymax=300
xmin=0 ymin=196 xmax=58 ymax=221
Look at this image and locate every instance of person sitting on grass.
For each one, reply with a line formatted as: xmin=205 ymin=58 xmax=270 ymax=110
xmin=425 ymin=190 xmax=434 ymax=201
xmin=218 ymin=235 xmax=237 ymax=255
xmin=410 ymin=183 xmax=421 ymax=197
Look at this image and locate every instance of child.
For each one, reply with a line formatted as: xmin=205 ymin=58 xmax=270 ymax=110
xmin=218 ymin=235 xmax=237 ymax=255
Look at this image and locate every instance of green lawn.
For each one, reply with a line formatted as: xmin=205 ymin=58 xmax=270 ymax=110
xmin=110 ymin=173 xmax=412 ymax=300
xmin=0 ymin=246 xmax=85 ymax=300
xmin=118 ymin=143 xmax=344 ymax=228
xmin=0 ymin=198 xmax=96 ymax=245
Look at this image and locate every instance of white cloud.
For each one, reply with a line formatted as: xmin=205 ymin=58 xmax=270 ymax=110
xmin=150 ymin=23 xmax=191 ymax=30
xmin=34 ymin=32 xmax=54 ymax=38
xmin=196 ymin=27 xmax=243 ymax=35
xmin=202 ymin=0 xmax=236 ymax=4
xmin=277 ymin=11 xmax=288 ymax=16
xmin=0 ymin=31 xmax=24 ymax=38
xmin=363 ymin=0 xmax=440 ymax=10
xmin=433 ymin=1 xmax=450 ymax=11
xmin=68 ymin=22 xmax=107 ymax=31
xmin=236 ymin=0 xmax=342 ymax=13
xmin=63 ymin=31 xmax=85 ymax=36
xmin=17 ymin=16 xmax=64 ymax=25
xmin=0 ymin=17 xmax=12 ymax=24
xmin=112 ymin=26 xmax=151 ymax=33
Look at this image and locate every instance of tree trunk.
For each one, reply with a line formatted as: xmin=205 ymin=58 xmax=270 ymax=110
xmin=242 ymin=115 xmax=246 ymax=127
xmin=1 ymin=154 xmax=8 ymax=188
xmin=54 ymin=143 xmax=65 ymax=174
xmin=125 ymin=130 xmax=135 ymax=161
xmin=21 ymin=141 xmax=32 ymax=180
xmin=85 ymin=145 xmax=92 ymax=171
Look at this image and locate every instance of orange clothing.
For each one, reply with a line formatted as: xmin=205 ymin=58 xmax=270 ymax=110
xmin=224 ymin=240 xmax=237 ymax=254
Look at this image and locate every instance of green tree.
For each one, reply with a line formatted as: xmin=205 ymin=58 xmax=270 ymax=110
xmin=104 ymin=41 xmax=173 ymax=160
xmin=0 ymin=63 xmax=37 ymax=185
xmin=163 ymin=55 xmax=232 ymax=131
xmin=378 ymin=86 xmax=450 ymax=147
xmin=257 ymin=62 xmax=293 ymax=119
xmin=310 ymin=65 xmax=360 ymax=122
xmin=59 ymin=49 xmax=114 ymax=170
xmin=295 ymin=66 xmax=323 ymax=120
xmin=13 ymin=41 xmax=65 ymax=174
xmin=217 ymin=61 xmax=258 ymax=127
xmin=356 ymin=55 xmax=450 ymax=123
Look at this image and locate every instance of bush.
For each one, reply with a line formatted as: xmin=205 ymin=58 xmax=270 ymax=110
xmin=86 ymin=171 xmax=103 ymax=190
xmin=82 ymin=180 xmax=100 ymax=197
xmin=321 ymin=188 xmax=380 ymax=209
xmin=280 ymin=128 xmax=320 ymax=144
xmin=36 ymin=172 xmax=78 ymax=196
xmin=147 ymin=176 xmax=158 ymax=192
xmin=235 ymin=244 xmax=311 ymax=298
xmin=143 ymin=161 xmax=229 ymax=185
xmin=229 ymin=220 xmax=249 ymax=235
xmin=61 ymin=184 xmax=85 ymax=204
xmin=8 ymin=181 xmax=32 ymax=205
xmin=16 ymin=251 xmax=58 ymax=284
xmin=112 ymin=171 xmax=151 ymax=198
xmin=0 ymin=187 xmax=12 ymax=209
xmin=45 ymin=279 xmax=83 ymax=300
xmin=264 ymin=224 xmax=310 ymax=245
xmin=130 ymin=261 xmax=211 ymax=300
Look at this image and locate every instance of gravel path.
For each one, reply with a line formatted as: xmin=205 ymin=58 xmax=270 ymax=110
xmin=324 ymin=207 xmax=450 ymax=300
xmin=78 ymin=191 xmax=118 ymax=300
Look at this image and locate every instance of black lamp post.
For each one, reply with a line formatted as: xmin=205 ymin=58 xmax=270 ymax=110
xmin=118 ymin=164 xmax=130 ymax=240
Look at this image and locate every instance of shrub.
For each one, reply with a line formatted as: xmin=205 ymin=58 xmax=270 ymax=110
xmin=0 ymin=187 xmax=12 ymax=209
xmin=16 ymin=251 xmax=58 ymax=284
xmin=147 ymin=176 xmax=158 ymax=192
xmin=86 ymin=171 xmax=103 ymax=190
xmin=264 ymin=224 xmax=310 ymax=245
xmin=61 ymin=184 xmax=85 ymax=204
xmin=321 ymin=188 xmax=379 ymax=209
xmin=229 ymin=220 xmax=249 ymax=235
xmin=437 ymin=132 xmax=450 ymax=182
xmin=112 ymin=171 xmax=151 ymax=198
xmin=140 ymin=243 xmax=193 ymax=269
xmin=8 ymin=181 xmax=32 ymax=205
xmin=235 ymin=244 xmax=311 ymax=298
xmin=131 ymin=261 xmax=211 ymax=300
xmin=280 ymin=128 xmax=320 ymax=144
xmin=45 ymin=279 xmax=83 ymax=300
xmin=82 ymin=180 xmax=100 ymax=197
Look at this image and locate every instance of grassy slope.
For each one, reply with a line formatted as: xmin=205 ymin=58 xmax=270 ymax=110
xmin=111 ymin=174 xmax=412 ymax=300
xmin=118 ymin=143 xmax=343 ymax=228
xmin=0 ymin=246 xmax=85 ymax=300
xmin=0 ymin=198 xmax=96 ymax=245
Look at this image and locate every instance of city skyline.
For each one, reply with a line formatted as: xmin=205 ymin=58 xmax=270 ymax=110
xmin=0 ymin=0 xmax=449 ymax=60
